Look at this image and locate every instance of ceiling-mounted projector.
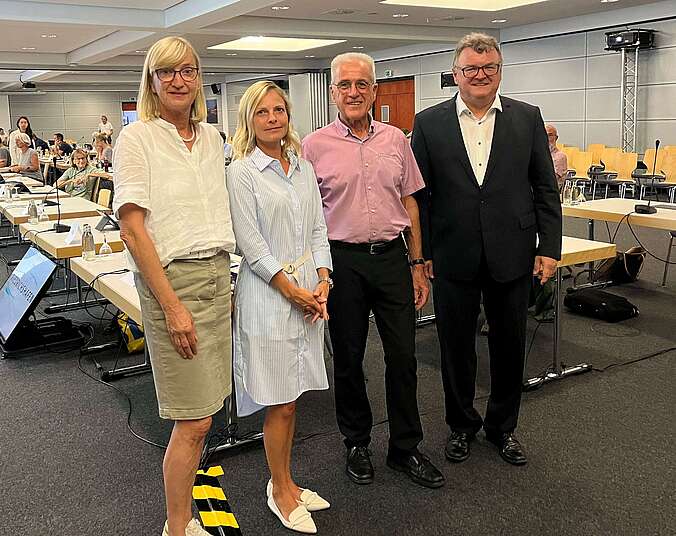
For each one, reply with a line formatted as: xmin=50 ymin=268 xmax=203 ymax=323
xmin=21 ymin=80 xmax=36 ymax=89
xmin=605 ymin=29 xmax=655 ymax=51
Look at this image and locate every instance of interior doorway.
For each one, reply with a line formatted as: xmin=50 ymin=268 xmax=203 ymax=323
xmin=373 ymin=77 xmax=415 ymax=133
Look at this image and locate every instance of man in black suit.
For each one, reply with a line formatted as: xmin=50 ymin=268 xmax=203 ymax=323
xmin=411 ymin=33 xmax=562 ymax=466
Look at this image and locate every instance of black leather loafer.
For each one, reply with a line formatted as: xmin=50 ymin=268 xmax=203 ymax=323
xmin=444 ymin=431 xmax=474 ymax=463
xmin=386 ymin=450 xmax=445 ymax=488
xmin=486 ymin=433 xmax=528 ymax=466
xmin=346 ymin=446 xmax=374 ymax=484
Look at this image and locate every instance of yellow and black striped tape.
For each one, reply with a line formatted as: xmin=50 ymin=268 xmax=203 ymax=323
xmin=193 ymin=466 xmax=241 ymax=535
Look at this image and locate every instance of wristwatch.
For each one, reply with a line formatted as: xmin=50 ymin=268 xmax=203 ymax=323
xmin=409 ymin=258 xmax=425 ymax=267
xmin=318 ymin=277 xmax=334 ymax=289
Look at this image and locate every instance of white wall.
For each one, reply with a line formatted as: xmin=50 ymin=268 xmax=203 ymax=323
xmin=0 ymin=95 xmax=10 ymax=134
xmin=9 ymin=86 xmax=224 ymax=144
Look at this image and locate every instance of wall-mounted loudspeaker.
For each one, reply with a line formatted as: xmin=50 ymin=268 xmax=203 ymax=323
xmin=211 ymin=83 xmax=221 ymax=95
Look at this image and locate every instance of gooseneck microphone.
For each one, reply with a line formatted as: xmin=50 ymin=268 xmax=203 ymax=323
xmin=635 ymin=139 xmax=660 ymax=215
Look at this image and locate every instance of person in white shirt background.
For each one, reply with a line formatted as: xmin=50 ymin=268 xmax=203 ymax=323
xmin=98 ymin=114 xmax=114 ymax=141
xmin=113 ymin=36 xmax=236 ymax=536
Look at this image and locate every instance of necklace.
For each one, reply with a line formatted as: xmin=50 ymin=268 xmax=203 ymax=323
xmin=180 ymin=124 xmax=196 ymax=143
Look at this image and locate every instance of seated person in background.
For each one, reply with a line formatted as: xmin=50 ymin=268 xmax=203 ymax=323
xmin=32 ymin=134 xmax=50 ymax=153
xmin=56 ymin=148 xmax=97 ymax=199
xmin=218 ymin=131 xmax=232 ymax=162
xmin=0 ymin=139 xmax=11 ymax=167
xmin=94 ymin=133 xmax=114 ymax=164
xmin=10 ymin=133 xmax=42 ymax=181
xmin=545 ymin=124 xmax=568 ymax=189
xmin=0 ymin=127 xmax=8 ymax=146
xmin=98 ymin=114 xmax=113 ymax=142
xmin=51 ymin=133 xmax=73 ymax=157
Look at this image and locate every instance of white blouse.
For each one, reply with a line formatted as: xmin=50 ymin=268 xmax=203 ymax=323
xmin=98 ymin=122 xmax=113 ymax=135
xmin=112 ymin=118 xmax=235 ymax=268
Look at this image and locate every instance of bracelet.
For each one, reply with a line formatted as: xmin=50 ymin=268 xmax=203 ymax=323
xmin=409 ymin=258 xmax=425 ymax=267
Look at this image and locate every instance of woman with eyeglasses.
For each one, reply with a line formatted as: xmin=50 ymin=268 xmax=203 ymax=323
xmin=113 ymin=36 xmax=236 ymax=536
xmin=56 ymin=148 xmax=97 ymax=198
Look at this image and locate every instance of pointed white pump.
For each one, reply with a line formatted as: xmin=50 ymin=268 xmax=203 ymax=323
xmin=267 ymin=479 xmax=331 ymax=512
xmin=162 ymin=518 xmax=212 ymax=536
xmin=267 ymin=490 xmax=317 ymax=534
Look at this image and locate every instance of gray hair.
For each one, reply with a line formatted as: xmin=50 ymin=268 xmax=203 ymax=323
xmin=330 ymin=52 xmax=376 ymax=84
xmin=16 ymin=132 xmax=31 ymax=145
xmin=453 ymin=32 xmax=502 ymax=67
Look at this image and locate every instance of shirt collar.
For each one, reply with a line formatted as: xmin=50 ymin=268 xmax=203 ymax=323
xmin=456 ymin=94 xmax=502 ymax=119
xmin=333 ymin=114 xmax=376 ymax=138
xmin=152 ymin=117 xmax=200 ymax=133
xmin=249 ymin=146 xmax=298 ymax=175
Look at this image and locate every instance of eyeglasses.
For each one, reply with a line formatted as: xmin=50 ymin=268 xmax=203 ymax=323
xmin=154 ymin=66 xmax=199 ymax=82
xmin=455 ymin=63 xmax=501 ymax=79
xmin=332 ymin=80 xmax=373 ymax=93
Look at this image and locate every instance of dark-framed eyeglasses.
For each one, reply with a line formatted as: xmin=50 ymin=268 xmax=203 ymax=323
xmin=455 ymin=63 xmax=501 ymax=79
xmin=332 ymin=79 xmax=373 ymax=93
xmin=154 ymin=66 xmax=199 ymax=82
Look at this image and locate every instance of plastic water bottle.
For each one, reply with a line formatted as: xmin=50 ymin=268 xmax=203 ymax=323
xmin=98 ymin=232 xmax=113 ymax=256
xmin=27 ymin=200 xmax=39 ymax=224
xmin=81 ymin=224 xmax=96 ymax=261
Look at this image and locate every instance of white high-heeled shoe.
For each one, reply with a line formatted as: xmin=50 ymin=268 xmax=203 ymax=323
xmin=267 ymin=479 xmax=331 ymax=512
xmin=267 ymin=492 xmax=317 ymax=534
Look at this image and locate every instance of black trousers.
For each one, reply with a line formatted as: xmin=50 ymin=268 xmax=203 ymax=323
xmin=433 ymin=256 xmax=531 ymax=437
xmin=327 ymin=238 xmax=423 ymax=453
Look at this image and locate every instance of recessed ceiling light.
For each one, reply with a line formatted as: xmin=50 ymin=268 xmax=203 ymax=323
xmin=135 ymin=50 xmax=147 ymax=53
xmin=225 ymin=53 xmax=238 ymax=56
xmin=271 ymin=5 xmax=290 ymax=9
xmin=21 ymin=47 xmax=36 ymax=50
xmin=304 ymin=55 xmax=316 ymax=58
xmin=601 ymin=0 xmax=619 ymax=3
xmin=392 ymin=13 xmax=409 ymax=17
xmin=41 ymin=34 xmax=56 ymax=38
xmin=352 ymin=46 xmax=365 ymax=49
xmin=491 ymin=18 xmax=508 ymax=23
xmin=380 ymin=0 xmax=545 ymax=10
xmin=208 ymin=36 xmax=345 ymax=52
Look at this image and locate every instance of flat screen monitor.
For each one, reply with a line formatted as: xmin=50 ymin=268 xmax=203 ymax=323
xmin=0 ymin=247 xmax=56 ymax=343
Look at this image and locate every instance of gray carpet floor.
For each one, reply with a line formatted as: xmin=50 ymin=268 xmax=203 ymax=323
xmin=0 ymin=213 xmax=674 ymax=536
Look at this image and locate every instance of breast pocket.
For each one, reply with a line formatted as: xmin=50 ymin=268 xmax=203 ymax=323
xmin=376 ymin=152 xmax=405 ymax=193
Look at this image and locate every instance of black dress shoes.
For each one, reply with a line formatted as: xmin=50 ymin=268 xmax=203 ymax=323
xmin=486 ymin=433 xmax=528 ymax=466
xmin=386 ymin=450 xmax=445 ymax=488
xmin=346 ymin=446 xmax=374 ymax=485
xmin=445 ymin=431 xmax=474 ymax=463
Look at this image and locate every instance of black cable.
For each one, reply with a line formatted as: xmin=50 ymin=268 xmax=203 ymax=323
xmin=625 ymin=217 xmax=676 ymax=265
xmin=592 ymin=346 xmax=675 ymax=373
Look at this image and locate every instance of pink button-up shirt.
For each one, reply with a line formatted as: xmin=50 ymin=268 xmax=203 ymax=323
xmin=302 ymin=116 xmax=425 ymax=243
xmin=550 ymin=144 xmax=568 ymax=186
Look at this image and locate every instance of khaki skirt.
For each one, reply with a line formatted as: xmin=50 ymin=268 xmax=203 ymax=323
xmin=134 ymin=252 xmax=232 ymax=420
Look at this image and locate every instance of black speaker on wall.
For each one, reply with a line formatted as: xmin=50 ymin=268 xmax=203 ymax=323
xmin=211 ymin=83 xmax=221 ymax=95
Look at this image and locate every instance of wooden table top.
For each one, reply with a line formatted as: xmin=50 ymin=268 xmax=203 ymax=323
xmin=19 ymin=215 xmax=123 ymax=259
xmin=69 ymin=252 xmax=141 ymax=325
xmin=559 ymin=236 xmax=616 ymax=268
xmin=563 ymin=198 xmax=676 ymax=231
xmin=1 ymin=196 xmax=106 ymax=225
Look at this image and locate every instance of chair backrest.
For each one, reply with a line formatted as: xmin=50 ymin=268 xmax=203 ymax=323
xmin=661 ymin=152 xmax=676 ymax=182
xmin=600 ymin=147 xmax=621 ymax=171
xmin=644 ymin=147 xmax=669 ymax=174
xmin=571 ymin=151 xmax=593 ymax=177
xmin=587 ymin=143 xmax=605 ymax=164
xmin=614 ymin=152 xmax=637 ymax=180
xmin=97 ymin=188 xmax=112 ymax=208
xmin=561 ymin=146 xmax=579 ymax=163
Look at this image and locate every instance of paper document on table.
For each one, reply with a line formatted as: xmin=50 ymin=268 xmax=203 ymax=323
xmin=119 ymin=271 xmax=136 ymax=288
xmin=64 ymin=223 xmax=82 ymax=245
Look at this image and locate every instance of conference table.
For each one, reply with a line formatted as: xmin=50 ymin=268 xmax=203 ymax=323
xmin=1 ymin=196 xmax=106 ymax=225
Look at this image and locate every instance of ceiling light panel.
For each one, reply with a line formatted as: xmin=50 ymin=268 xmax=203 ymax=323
xmin=208 ymin=36 xmax=345 ymax=52
xmin=380 ymin=0 xmax=546 ymax=11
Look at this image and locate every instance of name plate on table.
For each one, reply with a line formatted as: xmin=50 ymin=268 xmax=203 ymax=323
xmin=64 ymin=223 xmax=82 ymax=245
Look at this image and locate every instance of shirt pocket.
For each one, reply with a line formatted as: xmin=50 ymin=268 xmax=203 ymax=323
xmin=376 ymin=152 xmax=404 ymax=194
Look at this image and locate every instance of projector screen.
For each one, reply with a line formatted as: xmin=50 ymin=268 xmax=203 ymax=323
xmin=0 ymin=247 xmax=56 ymax=343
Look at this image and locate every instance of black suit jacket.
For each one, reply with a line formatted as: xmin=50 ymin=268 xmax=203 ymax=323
xmin=411 ymin=95 xmax=562 ymax=283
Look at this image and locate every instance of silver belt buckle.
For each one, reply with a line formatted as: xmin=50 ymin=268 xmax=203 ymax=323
xmin=369 ymin=243 xmax=378 ymax=255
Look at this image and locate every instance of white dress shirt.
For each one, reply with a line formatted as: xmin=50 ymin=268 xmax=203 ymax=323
xmin=112 ymin=118 xmax=236 ymax=269
xmin=227 ymin=147 xmax=332 ymax=416
xmin=98 ymin=122 xmax=114 ymax=136
xmin=456 ymin=94 xmax=502 ymax=186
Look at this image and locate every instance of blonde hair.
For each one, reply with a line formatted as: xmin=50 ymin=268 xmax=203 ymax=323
xmin=70 ymin=148 xmax=89 ymax=168
xmin=137 ymin=36 xmax=206 ymax=123
xmin=453 ymin=32 xmax=502 ymax=67
xmin=16 ymin=132 xmax=31 ymax=145
xmin=231 ymin=81 xmax=302 ymax=161
xmin=94 ymin=133 xmax=110 ymax=144
xmin=331 ymin=52 xmax=376 ymax=83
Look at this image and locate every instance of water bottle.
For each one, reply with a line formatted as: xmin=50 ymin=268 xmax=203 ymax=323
xmin=562 ymin=182 xmax=573 ymax=205
xmin=98 ymin=232 xmax=113 ymax=256
xmin=81 ymin=224 xmax=96 ymax=261
xmin=27 ymin=200 xmax=39 ymax=224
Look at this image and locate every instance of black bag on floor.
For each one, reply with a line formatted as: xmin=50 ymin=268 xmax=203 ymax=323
xmin=563 ymin=288 xmax=639 ymax=323
xmin=595 ymin=246 xmax=646 ymax=284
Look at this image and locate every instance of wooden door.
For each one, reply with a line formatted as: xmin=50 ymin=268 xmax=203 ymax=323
xmin=374 ymin=78 xmax=415 ymax=133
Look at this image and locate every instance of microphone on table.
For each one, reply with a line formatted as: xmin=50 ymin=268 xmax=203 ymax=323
xmin=635 ymin=139 xmax=660 ymax=215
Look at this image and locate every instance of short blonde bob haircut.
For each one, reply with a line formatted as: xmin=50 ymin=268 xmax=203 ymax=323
xmin=137 ymin=36 xmax=206 ymax=123
xmin=231 ymin=81 xmax=301 ymax=161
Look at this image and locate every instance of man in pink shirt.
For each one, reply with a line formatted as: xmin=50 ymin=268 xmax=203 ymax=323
xmin=303 ymin=52 xmax=444 ymax=490
xmin=546 ymin=124 xmax=568 ymax=188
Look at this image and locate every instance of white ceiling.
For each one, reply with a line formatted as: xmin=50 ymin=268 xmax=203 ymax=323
xmin=0 ymin=0 xmax=667 ymax=92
